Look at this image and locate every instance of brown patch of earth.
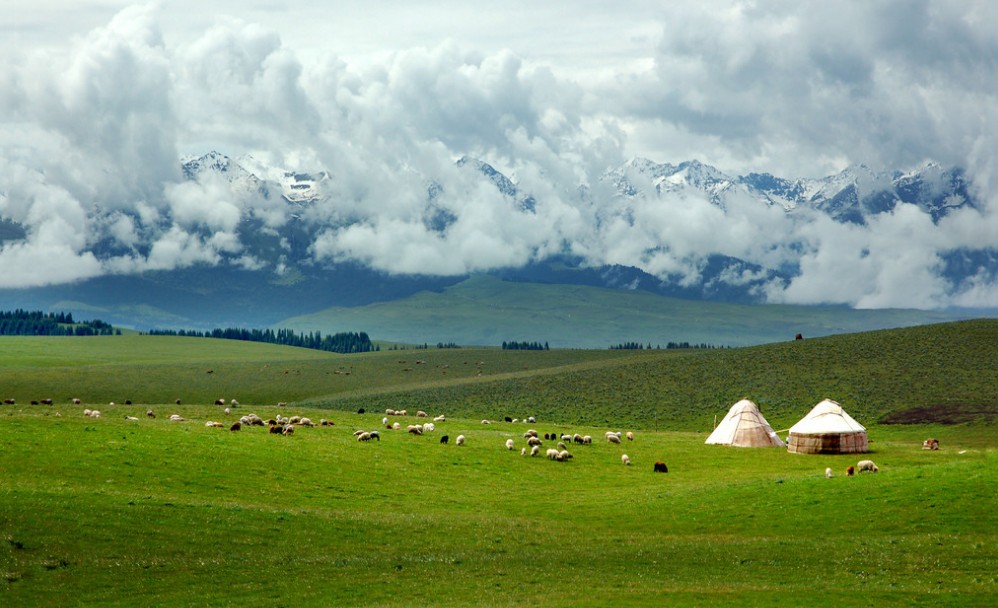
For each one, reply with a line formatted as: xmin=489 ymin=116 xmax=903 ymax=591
xmin=881 ymin=403 xmax=998 ymax=425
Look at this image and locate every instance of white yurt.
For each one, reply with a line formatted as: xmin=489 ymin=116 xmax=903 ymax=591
xmin=705 ymin=399 xmax=785 ymax=447
xmin=787 ymin=398 xmax=868 ymax=454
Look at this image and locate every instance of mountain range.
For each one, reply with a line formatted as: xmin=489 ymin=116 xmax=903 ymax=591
xmin=0 ymin=152 xmax=992 ymax=344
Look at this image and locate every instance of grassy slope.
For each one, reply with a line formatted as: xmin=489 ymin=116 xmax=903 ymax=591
xmin=277 ymin=274 xmax=976 ymax=348
xmin=1 ymin=322 xmax=996 ymax=605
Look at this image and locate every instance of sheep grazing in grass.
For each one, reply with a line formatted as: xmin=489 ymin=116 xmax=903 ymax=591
xmin=582 ymin=435 xmax=592 ymax=445
xmin=621 ymin=454 xmax=631 ymax=466
xmin=556 ymin=450 xmax=573 ymax=462
xmin=856 ymin=460 xmax=879 ymax=473
xmin=124 ymin=416 xmax=139 ymax=421
xmin=83 ymin=409 xmax=92 ymax=416
xmin=557 ymin=442 xmax=568 ymax=451
xmin=481 ymin=419 xmax=492 ymax=425
xmin=530 ymin=445 xmax=540 ymax=457
xmin=440 ymin=435 xmax=449 ymax=444
xmin=224 ymin=408 xmax=231 ymax=415
xmin=269 ymin=425 xmax=283 ymax=434
xmin=282 ymin=424 xmax=295 ymax=436
xmin=320 ymin=419 xmax=335 ymax=426
xmin=561 ymin=434 xmax=573 ymax=442
xmin=455 ymin=435 xmax=465 ymax=446
xmin=521 ymin=447 xmax=527 ymax=456
xmin=205 ymin=421 xmax=224 ymax=428
xmin=214 ymin=399 xmax=225 ymax=406
xmin=846 ymin=466 xmax=855 ymax=476
xmin=369 ymin=430 xmax=380 ymax=441
xmin=392 ymin=422 xmax=401 ymax=430
xmin=626 ymin=431 xmax=634 ymax=441
xmin=3 ymin=399 xmax=14 ymax=405
xmin=505 ymin=439 xmax=515 ymax=450
xmin=72 ymin=398 xmax=81 ymax=405
xmin=385 ymin=408 xmax=397 ymax=416
xmin=433 ymin=415 xmax=446 ymax=422
xmin=382 ymin=417 xmax=389 ymax=425
xmin=527 ymin=436 xmax=542 ymax=447
xmin=524 ymin=430 xmax=538 ymax=439
xmin=230 ymin=399 xmax=239 ymax=407
xmin=299 ymin=417 xmax=315 ymax=427
xmin=527 ymin=416 xmax=536 ymax=423
xmin=230 ymin=421 xmax=241 ymax=431
xmin=146 ymin=409 xmax=155 ymax=418
xmin=416 ymin=410 xmax=428 ymax=418
xmin=422 ymin=423 xmax=435 ymax=432
xmin=169 ymin=414 xmax=184 ymax=422
xmin=407 ymin=425 xmax=423 ymax=436
xmin=289 ymin=416 xmax=302 ymax=425
xmin=606 ymin=434 xmax=621 ymax=444
xmin=825 ymin=467 xmax=833 ymax=478
xmin=546 ymin=448 xmax=560 ymax=460
xmin=653 ymin=461 xmax=668 ymax=473
xmin=357 ymin=432 xmax=372 ymax=442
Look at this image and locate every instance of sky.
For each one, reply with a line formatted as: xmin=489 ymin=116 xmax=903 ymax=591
xmin=1 ymin=1 xmax=997 ymax=308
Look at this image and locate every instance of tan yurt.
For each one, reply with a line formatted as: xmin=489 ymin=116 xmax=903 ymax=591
xmin=705 ymin=399 xmax=785 ymax=447
xmin=787 ymin=398 xmax=868 ymax=454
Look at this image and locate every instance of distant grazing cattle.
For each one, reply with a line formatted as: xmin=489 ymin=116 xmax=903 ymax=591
xmin=795 ymin=333 xmax=803 ymax=340
xmin=653 ymin=462 xmax=668 ymax=473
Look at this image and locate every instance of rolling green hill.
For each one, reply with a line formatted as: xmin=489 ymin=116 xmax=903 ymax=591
xmin=277 ymin=274 xmax=981 ymax=348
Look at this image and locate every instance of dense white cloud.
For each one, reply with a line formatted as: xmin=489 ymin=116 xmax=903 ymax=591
xmin=0 ymin=1 xmax=995 ymax=308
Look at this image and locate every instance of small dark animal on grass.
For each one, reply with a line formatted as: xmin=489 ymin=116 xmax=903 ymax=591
xmin=504 ymin=416 xmax=512 ymax=422
xmin=440 ymin=435 xmax=449 ymax=444
xmin=653 ymin=462 xmax=668 ymax=473
xmin=230 ymin=421 xmax=241 ymax=431
xmin=795 ymin=333 xmax=803 ymax=340
xmin=846 ymin=465 xmax=855 ymax=476
xmin=357 ymin=408 xmax=366 ymax=414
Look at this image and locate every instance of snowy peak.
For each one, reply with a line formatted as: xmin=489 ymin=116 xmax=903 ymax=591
xmin=181 ymin=152 xmax=329 ymax=204
xmin=455 ymin=156 xmax=536 ymax=212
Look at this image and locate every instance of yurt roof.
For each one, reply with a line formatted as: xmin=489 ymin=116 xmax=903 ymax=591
xmin=705 ymin=399 xmax=785 ymax=447
xmin=788 ymin=399 xmax=866 ymax=435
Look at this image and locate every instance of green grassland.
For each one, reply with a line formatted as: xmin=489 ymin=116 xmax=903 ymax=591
xmin=1 ymin=321 xmax=996 ymax=606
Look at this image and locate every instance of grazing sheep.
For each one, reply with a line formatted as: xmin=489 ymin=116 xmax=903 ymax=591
xmin=169 ymin=414 xmax=184 ymax=422
xmin=556 ymin=450 xmax=573 ymax=462
xmin=205 ymin=421 xmax=224 ymax=428
xmin=386 ymin=409 xmax=396 ymax=416
xmin=422 ymin=423 xmax=435 ymax=432
xmin=175 ymin=399 xmax=181 ymax=405
xmin=230 ymin=399 xmax=239 ymax=407
xmin=289 ymin=416 xmax=302 ymax=425
xmin=41 ymin=398 xmax=53 ymax=405
xmin=277 ymin=402 xmax=287 ymax=408
xmin=416 ymin=410 xmax=428 ymax=418
xmin=124 ymin=416 xmax=139 ymax=421
xmin=299 ymin=417 xmax=315 ymax=427
xmin=621 ymin=454 xmax=631 ymax=466
xmin=524 ymin=430 xmax=539 ymax=439
xmin=530 ymin=445 xmax=540 ymax=457
xmin=369 ymin=430 xmax=380 ymax=441
xmin=626 ymin=431 xmax=634 ymax=441
xmin=506 ymin=438 xmax=515 ymax=450
xmin=504 ymin=416 xmax=513 ymax=422
xmin=527 ymin=416 xmax=536 ymax=423
xmin=607 ymin=434 xmax=621 ymax=444
xmin=846 ymin=466 xmax=855 ymax=476
xmin=557 ymin=442 xmax=567 ymax=451
xmin=83 ymin=409 xmax=92 ymax=416
xmin=353 ymin=429 xmax=367 ymax=436
xmin=856 ymin=460 xmax=879 ymax=473
xmin=521 ymin=447 xmax=527 ymax=456
xmin=269 ymin=425 xmax=283 ymax=434
xmin=546 ymin=448 xmax=560 ymax=460
xmin=408 ymin=425 xmax=423 ymax=436
xmin=561 ymin=434 xmax=573 ymax=442
xmin=653 ymin=461 xmax=668 ymax=473
xmin=923 ymin=438 xmax=940 ymax=450
xmin=282 ymin=424 xmax=295 ymax=435
xmin=582 ymin=435 xmax=592 ymax=445
xmin=320 ymin=419 xmax=335 ymax=426
xmin=146 ymin=409 xmax=155 ymax=418
xmin=3 ymin=399 xmax=14 ymax=405
xmin=357 ymin=408 xmax=366 ymax=414
xmin=392 ymin=422 xmax=401 ymax=430
xmin=433 ymin=415 xmax=446 ymax=422
xmin=72 ymin=398 xmax=81 ymax=405
xmin=382 ymin=417 xmax=389 ymax=425
xmin=214 ymin=399 xmax=225 ymax=406
xmin=825 ymin=467 xmax=833 ymax=478
xmin=224 ymin=408 xmax=231 ymax=415
xmin=481 ymin=419 xmax=492 ymax=425
xmin=455 ymin=434 xmax=465 ymax=446
xmin=440 ymin=435 xmax=449 ymax=444
xmin=357 ymin=432 xmax=372 ymax=442
xmin=230 ymin=421 xmax=241 ymax=431
xmin=527 ymin=436 xmax=542 ymax=447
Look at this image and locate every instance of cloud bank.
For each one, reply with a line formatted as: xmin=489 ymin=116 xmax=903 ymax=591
xmin=0 ymin=1 xmax=996 ymax=309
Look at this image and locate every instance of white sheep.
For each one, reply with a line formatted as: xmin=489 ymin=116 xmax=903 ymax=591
xmin=124 ymin=416 xmax=139 ymax=421
xmin=521 ymin=447 xmax=527 ymax=456
xmin=607 ymin=434 xmax=621 ymax=444
xmin=626 ymin=431 xmax=634 ymax=441
xmin=224 ymin=407 xmax=231 ymax=415
xmin=433 ymin=415 xmax=446 ymax=422
xmin=556 ymin=450 xmax=573 ymax=462
xmin=505 ymin=438 xmax=515 ymax=450
xmin=527 ymin=436 xmax=542 ymax=447
xmin=530 ymin=445 xmax=540 ymax=457
xmin=392 ymin=422 xmax=401 ymax=430
xmin=582 ymin=435 xmax=592 ymax=445
xmin=169 ymin=414 xmax=184 ymax=422
xmin=205 ymin=421 xmax=224 ymax=428
xmin=422 ymin=422 xmax=435 ymax=432
xmin=416 ymin=410 xmax=428 ymax=417
xmin=527 ymin=416 xmax=536 ymax=423
xmin=621 ymin=454 xmax=631 ymax=466
xmin=382 ymin=417 xmax=389 ymax=425
xmin=857 ymin=459 xmax=879 ymax=473
xmin=481 ymin=419 xmax=492 ymax=425
xmin=825 ymin=467 xmax=833 ymax=478
xmin=546 ymin=448 xmax=560 ymax=460
xmin=83 ymin=409 xmax=92 ymax=416
xmin=456 ymin=434 xmax=466 ymax=446
xmin=282 ymin=424 xmax=295 ymax=435
xmin=357 ymin=432 xmax=372 ymax=442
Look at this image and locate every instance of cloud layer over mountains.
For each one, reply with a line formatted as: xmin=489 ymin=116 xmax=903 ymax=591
xmin=1 ymin=2 xmax=996 ymax=309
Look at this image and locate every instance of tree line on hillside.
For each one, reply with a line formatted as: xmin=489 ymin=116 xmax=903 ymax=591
xmin=146 ymin=327 xmax=376 ymax=354
xmin=610 ymin=341 xmax=725 ymax=350
xmin=0 ymin=309 xmax=118 ymax=336
xmin=502 ymin=341 xmax=550 ymax=351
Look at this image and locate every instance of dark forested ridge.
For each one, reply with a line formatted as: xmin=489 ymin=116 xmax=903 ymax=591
xmin=0 ymin=310 xmax=117 ymax=336
xmin=146 ymin=327 xmax=375 ymax=354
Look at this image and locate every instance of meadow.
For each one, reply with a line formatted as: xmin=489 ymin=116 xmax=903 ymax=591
xmin=1 ymin=321 xmax=996 ymax=606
